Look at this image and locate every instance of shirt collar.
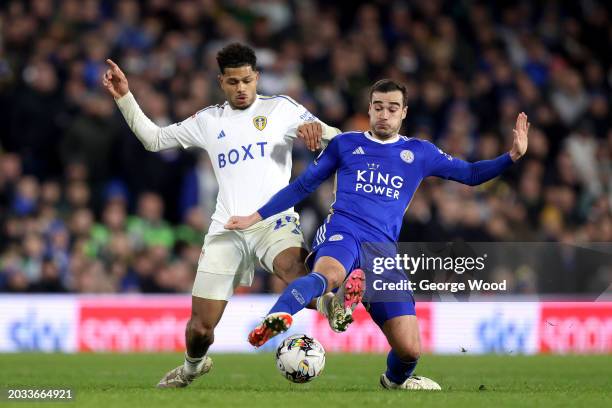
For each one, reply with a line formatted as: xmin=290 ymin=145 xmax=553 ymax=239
xmin=364 ymin=131 xmax=400 ymax=144
xmin=224 ymin=95 xmax=260 ymax=115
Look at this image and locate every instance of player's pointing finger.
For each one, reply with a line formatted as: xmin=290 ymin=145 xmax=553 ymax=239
xmin=106 ymin=59 xmax=121 ymax=72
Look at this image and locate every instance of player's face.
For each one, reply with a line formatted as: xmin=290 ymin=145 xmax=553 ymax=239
xmin=218 ymin=65 xmax=259 ymax=110
xmin=368 ymin=91 xmax=407 ymax=139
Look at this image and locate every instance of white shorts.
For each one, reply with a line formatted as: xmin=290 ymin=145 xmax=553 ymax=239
xmin=192 ymin=213 xmax=307 ymax=300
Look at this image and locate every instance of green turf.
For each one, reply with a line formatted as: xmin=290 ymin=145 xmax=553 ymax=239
xmin=1 ymin=353 xmax=610 ymax=407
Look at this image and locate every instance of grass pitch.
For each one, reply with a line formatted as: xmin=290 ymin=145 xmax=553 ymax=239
xmin=1 ymin=353 xmax=610 ymax=407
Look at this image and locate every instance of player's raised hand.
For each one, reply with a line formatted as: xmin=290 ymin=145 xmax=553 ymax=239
xmin=297 ymin=122 xmax=323 ymax=151
xmin=225 ymin=212 xmax=263 ymax=230
xmin=510 ymin=112 xmax=529 ymax=161
xmin=102 ymin=59 xmax=129 ymax=99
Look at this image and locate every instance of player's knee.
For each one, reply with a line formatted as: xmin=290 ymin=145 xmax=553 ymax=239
xmin=187 ymin=318 xmax=215 ymax=344
xmin=313 ymin=257 xmax=346 ymax=290
xmin=395 ymin=343 xmax=421 ymax=362
xmin=273 ymin=255 xmax=307 ymax=282
xmin=320 ymin=268 xmax=345 ymax=290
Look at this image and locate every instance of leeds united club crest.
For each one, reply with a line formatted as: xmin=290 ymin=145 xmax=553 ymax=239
xmin=253 ymin=116 xmax=267 ymax=131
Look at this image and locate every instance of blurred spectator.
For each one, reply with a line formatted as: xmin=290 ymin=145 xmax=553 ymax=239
xmin=60 ymin=94 xmax=120 ymax=186
xmin=127 ymin=192 xmax=174 ymax=249
xmin=29 ymin=257 xmax=68 ymax=292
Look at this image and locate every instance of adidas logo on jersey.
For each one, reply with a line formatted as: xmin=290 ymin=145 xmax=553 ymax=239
xmin=218 ymin=130 xmax=226 ymax=139
xmin=352 ymin=146 xmax=365 ymax=155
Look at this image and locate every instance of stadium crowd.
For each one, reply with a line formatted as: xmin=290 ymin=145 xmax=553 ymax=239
xmin=0 ymin=0 xmax=611 ymax=294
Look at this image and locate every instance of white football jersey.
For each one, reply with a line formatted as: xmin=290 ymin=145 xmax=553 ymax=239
xmin=147 ymin=95 xmax=334 ymax=233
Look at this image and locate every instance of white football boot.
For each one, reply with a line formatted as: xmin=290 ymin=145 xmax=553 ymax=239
xmin=156 ymin=356 xmax=213 ymax=388
xmin=380 ymin=373 xmax=442 ymax=390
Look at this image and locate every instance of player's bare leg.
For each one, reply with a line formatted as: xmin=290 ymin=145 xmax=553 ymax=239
xmin=157 ymin=297 xmax=227 ymax=388
xmin=379 ymin=315 xmax=441 ymax=390
xmin=272 ymin=247 xmax=309 ymax=282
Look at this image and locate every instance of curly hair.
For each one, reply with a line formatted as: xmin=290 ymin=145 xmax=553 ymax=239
xmin=216 ymin=43 xmax=257 ymax=74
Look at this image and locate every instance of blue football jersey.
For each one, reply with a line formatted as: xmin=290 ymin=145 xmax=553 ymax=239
xmin=258 ymin=131 xmax=513 ymax=242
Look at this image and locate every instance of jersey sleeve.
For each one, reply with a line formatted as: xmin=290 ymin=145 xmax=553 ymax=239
xmin=160 ymin=112 xmax=208 ymax=150
xmin=257 ymin=136 xmax=342 ymax=219
xmin=420 ymin=141 xmax=513 ymax=186
xmin=282 ymin=96 xmax=340 ymax=146
xmin=283 ymin=96 xmax=317 ymax=138
xmin=162 ymin=113 xmax=207 ymax=149
xmin=116 ymin=92 xmax=208 ymax=151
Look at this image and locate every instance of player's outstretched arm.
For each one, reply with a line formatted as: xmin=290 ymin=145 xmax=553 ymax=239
xmin=224 ymin=168 xmax=327 ymax=230
xmin=225 ymin=137 xmax=341 ymax=230
xmin=102 ymin=59 xmax=178 ymax=151
xmin=102 ymin=59 xmax=199 ymax=152
xmin=224 ymin=169 xmax=315 ymax=230
xmin=425 ymin=113 xmax=529 ymax=186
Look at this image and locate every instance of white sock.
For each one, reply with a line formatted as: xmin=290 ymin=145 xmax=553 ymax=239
xmin=183 ymin=353 xmax=204 ymax=376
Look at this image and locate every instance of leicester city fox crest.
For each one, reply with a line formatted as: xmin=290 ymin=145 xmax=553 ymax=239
xmin=253 ymin=116 xmax=267 ymax=131
xmin=400 ymin=149 xmax=414 ymax=163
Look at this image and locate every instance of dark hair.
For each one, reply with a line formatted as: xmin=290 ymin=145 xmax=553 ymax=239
xmin=216 ymin=43 xmax=257 ymax=74
xmin=369 ymin=79 xmax=408 ymax=107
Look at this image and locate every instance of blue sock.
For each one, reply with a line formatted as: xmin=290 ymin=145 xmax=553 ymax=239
xmin=385 ymin=350 xmax=418 ymax=384
xmin=269 ymin=272 xmax=327 ymax=315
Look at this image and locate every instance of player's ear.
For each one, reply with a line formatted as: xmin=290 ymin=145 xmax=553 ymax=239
xmin=217 ymin=74 xmax=224 ymax=87
xmin=401 ymin=105 xmax=408 ymax=120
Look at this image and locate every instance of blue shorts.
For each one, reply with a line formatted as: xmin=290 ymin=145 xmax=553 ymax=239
xmin=306 ymin=221 xmax=361 ymax=274
xmin=306 ymin=214 xmax=416 ymax=326
xmin=364 ymin=300 xmax=416 ymax=328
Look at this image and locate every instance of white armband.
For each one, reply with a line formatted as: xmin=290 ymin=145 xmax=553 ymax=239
xmin=320 ymin=122 xmax=342 ymax=147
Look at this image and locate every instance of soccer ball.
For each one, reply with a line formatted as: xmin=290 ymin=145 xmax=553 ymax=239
xmin=275 ymin=334 xmax=326 ymax=383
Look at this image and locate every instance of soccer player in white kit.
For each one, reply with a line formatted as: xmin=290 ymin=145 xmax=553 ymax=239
xmin=102 ymin=43 xmax=341 ymax=387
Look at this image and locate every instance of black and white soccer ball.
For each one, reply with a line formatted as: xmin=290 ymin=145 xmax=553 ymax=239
xmin=275 ymin=334 xmax=326 ymax=383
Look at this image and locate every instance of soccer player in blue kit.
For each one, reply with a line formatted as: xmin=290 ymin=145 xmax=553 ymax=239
xmin=226 ymin=79 xmax=530 ymax=390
